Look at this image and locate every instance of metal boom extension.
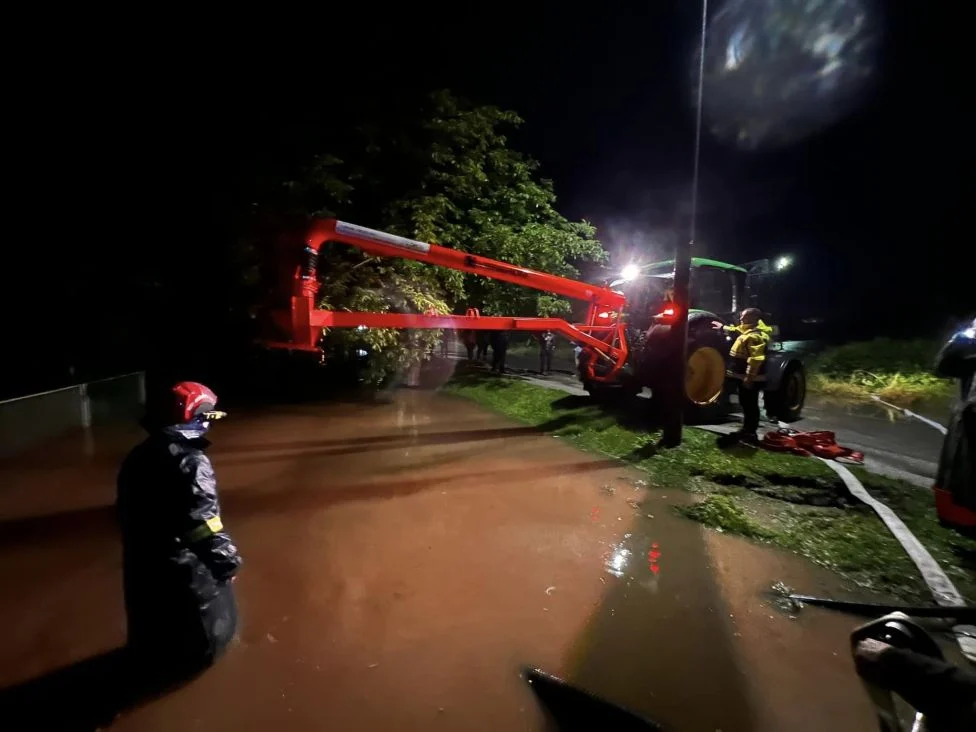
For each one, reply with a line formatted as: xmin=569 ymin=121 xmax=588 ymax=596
xmin=264 ymin=219 xmax=630 ymax=383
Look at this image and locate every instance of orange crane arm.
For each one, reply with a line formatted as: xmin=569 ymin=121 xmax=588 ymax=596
xmin=263 ymin=219 xmax=629 ymax=382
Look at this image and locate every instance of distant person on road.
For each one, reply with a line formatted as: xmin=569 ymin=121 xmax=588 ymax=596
xmin=538 ymin=330 xmax=556 ymax=375
xmin=117 ymin=381 xmax=242 ymax=682
xmin=460 ymin=329 xmax=476 ymax=360
xmin=476 ymin=331 xmax=490 ymax=361
xmin=718 ymin=308 xmax=772 ymax=445
xmin=490 ymin=330 xmax=509 ymax=373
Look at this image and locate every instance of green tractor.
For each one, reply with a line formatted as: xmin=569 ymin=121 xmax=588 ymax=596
xmin=582 ymin=257 xmax=807 ymax=424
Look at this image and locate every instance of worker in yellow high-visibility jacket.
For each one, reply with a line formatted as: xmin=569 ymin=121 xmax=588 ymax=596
xmin=721 ymin=308 xmax=772 ymax=443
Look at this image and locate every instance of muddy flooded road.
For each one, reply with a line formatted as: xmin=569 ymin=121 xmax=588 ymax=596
xmin=0 ymin=391 xmax=879 ymax=730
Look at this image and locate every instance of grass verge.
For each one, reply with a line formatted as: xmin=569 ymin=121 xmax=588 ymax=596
xmin=445 ymin=370 xmax=976 ymax=602
xmin=807 ymin=338 xmax=955 ymax=408
xmin=808 ymin=372 xmax=954 ymax=409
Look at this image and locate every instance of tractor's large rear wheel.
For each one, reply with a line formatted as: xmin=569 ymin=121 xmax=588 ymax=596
xmin=683 ymin=332 xmax=730 ymax=423
xmin=640 ymin=324 xmax=731 ymax=424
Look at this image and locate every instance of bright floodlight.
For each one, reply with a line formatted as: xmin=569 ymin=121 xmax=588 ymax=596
xmin=621 ymin=263 xmax=641 ymax=281
xmin=775 ymin=255 xmax=793 ymax=271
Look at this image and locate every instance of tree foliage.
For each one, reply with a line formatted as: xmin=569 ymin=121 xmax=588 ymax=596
xmin=390 ymin=91 xmax=606 ymax=317
xmin=247 ymin=90 xmax=606 ymax=382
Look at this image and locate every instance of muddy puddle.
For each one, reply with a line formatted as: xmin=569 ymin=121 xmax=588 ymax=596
xmin=1 ymin=390 xmax=882 ymax=730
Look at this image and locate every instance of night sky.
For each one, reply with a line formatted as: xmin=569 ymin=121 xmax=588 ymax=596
xmin=167 ymin=2 xmax=971 ymax=318
xmin=5 ymin=2 xmax=972 ymax=394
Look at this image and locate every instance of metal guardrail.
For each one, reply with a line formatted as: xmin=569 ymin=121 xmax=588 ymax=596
xmin=0 ymin=372 xmax=145 ymax=458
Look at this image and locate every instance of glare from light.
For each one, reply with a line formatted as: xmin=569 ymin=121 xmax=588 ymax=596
xmin=775 ymin=255 xmax=793 ymax=271
xmin=355 ymin=349 xmax=368 ymax=357
xmin=605 ymin=545 xmax=631 ymax=578
xmin=700 ymin=0 xmax=879 ymax=149
xmin=356 ymin=325 xmax=368 ymax=332
xmin=621 ymin=263 xmax=641 ymax=281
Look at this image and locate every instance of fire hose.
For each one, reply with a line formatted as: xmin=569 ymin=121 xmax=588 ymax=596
xmin=818 ymin=457 xmax=976 ymax=664
xmin=702 ymin=420 xmax=976 ymax=663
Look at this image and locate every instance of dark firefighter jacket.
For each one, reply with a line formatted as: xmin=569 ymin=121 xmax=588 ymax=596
xmin=117 ymin=431 xmax=242 ymax=662
xmin=725 ymin=320 xmax=772 ymax=380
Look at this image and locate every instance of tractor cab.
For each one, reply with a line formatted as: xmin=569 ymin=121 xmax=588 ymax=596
xmin=603 ymin=257 xmax=805 ymax=423
xmin=610 ymin=257 xmax=749 ymax=330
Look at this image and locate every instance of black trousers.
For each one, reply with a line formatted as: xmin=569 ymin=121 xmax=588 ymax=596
xmin=125 ymin=578 xmax=238 ymax=673
xmin=738 ymin=381 xmax=760 ymax=434
xmin=540 ymin=350 xmax=552 ymax=373
xmin=492 ymin=346 xmax=507 ymax=372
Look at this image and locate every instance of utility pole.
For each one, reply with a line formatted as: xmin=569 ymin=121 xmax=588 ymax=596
xmin=660 ymin=0 xmax=708 ymax=448
xmin=659 ymin=238 xmax=692 ymax=447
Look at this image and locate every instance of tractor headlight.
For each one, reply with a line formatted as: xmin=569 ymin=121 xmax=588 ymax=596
xmin=621 ymin=263 xmax=641 ymax=281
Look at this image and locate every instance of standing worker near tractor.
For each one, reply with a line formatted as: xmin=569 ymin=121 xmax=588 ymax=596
xmin=459 ymin=329 xmax=477 ymax=360
xmin=117 ymin=381 xmax=242 ymax=683
xmin=538 ymin=330 xmax=556 ymax=375
xmin=476 ymin=331 xmax=490 ymax=361
xmin=718 ymin=308 xmax=773 ymax=445
xmin=490 ymin=330 xmax=509 ymax=373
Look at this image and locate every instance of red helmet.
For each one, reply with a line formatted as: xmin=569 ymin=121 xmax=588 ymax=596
xmin=170 ymin=381 xmax=220 ymax=424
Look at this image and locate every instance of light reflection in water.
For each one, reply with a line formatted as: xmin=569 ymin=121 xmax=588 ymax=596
xmin=603 ymin=532 xmax=664 ymax=591
xmin=605 ymin=544 xmax=632 ymax=578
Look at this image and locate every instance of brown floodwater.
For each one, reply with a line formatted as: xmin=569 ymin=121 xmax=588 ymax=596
xmin=0 ymin=390 xmax=880 ymax=730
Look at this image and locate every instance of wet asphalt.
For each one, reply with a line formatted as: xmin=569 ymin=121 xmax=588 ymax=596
xmin=0 ymin=383 xmax=885 ymax=730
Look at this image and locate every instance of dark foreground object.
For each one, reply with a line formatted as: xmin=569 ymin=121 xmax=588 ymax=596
xmin=524 ymin=667 xmax=662 ymax=731
xmin=791 ymin=595 xmax=976 ymax=623
xmin=852 ymin=613 xmax=976 ymax=732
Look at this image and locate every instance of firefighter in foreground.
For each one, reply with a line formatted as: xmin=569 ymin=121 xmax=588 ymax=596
xmin=718 ymin=308 xmax=772 ymax=445
xmin=117 ymin=381 xmax=242 ymax=678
